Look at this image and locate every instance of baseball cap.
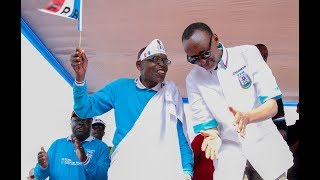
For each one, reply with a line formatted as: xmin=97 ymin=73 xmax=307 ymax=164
xmin=139 ymin=39 xmax=166 ymax=61
xmin=70 ymin=111 xmax=92 ymax=121
xmin=92 ymin=118 xmax=106 ymax=126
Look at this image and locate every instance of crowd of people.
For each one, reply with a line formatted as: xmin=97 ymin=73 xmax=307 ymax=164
xmin=29 ymin=22 xmax=300 ymax=180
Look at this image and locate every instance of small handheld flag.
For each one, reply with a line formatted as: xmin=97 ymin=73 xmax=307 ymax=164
xmin=39 ymin=0 xmax=83 ymax=31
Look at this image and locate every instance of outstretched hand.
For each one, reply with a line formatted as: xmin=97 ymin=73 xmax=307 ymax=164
xmin=70 ymin=47 xmax=88 ymax=82
xmin=200 ymin=129 xmax=221 ymax=160
xmin=72 ymin=137 xmax=87 ymax=163
xmin=37 ymin=147 xmax=48 ymax=168
xmin=229 ymin=106 xmax=250 ymax=137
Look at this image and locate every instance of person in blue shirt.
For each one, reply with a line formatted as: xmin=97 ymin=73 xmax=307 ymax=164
xmin=34 ymin=111 xmax=110 ymax=180
xmin=70 ymin=38 xmax=193 ymax=180
xmin=91 ymin=118 xmax=106 ymax=141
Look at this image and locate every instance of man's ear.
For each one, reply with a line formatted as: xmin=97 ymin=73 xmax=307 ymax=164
xmin=212 ymin=33 xmax=220 ymax=47
xmin=136 ymin=60 xmax=142 ymax=71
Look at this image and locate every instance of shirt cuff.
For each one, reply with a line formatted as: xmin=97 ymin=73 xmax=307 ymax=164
xmin=193 ymin=119 xmax=218 ymax=134
xmin=75 ymin=80 xmax=86 ymax=86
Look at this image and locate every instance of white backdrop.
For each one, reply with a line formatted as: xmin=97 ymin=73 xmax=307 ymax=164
xmin=21 ymin=33 xmax=298 ymax=179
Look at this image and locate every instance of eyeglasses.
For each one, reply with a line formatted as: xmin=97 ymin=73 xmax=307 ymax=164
xmin=186 ymin=36 xmax=212 ymax=64
xmin=145 ymin=56 xmax=171 ymax=65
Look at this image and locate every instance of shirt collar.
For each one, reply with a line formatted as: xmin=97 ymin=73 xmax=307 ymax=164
xmin=219 ymin=42 xmax=228 ymax=68
xmin=67 ymin=135 xmax=94 ymax=142
xmin=208 ymin=42 xmax=227 ymax=73
xmin=135 ymin=76 xmax=163 ymax=91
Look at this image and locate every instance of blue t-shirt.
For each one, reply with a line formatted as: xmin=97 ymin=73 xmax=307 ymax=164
xmin=34 ymin=137 xmax=110 ymax=180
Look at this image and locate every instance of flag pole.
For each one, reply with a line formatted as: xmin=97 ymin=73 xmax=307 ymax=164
xmin=78 ymin=31 xmax=82 ymax=48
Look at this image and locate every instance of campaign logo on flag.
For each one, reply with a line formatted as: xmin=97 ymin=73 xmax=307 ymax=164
xmin=39 ymin=0 xmax=83 ymax=31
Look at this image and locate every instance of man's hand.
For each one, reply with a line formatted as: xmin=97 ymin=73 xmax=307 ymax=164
xmin=70 ymin=47 xmax=88 ymax=82
xmin=200 ymin=129 xmax=221 ymax=160
xmin=229 ymin=106 xmax=250 ymax=137
xmin=37 ymin=147 xmax=48 ymax=168
xmin=72 ymin=137 xmax=88 ymax=163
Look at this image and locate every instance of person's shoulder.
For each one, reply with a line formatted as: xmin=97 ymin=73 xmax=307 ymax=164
xmin=186 ymin=65 xmax=203 ymax=80
xmin=92 ymin=138 xmax=110 ymax=148
xmin=227 ymin=44 xmax=256 ymax=53
xmin=108 ymin=78 xmax=135 ymax=87
xmin=164 ymin=80 xmax=177 ymax=86
xmin=51 ymin=137 xmax=69 ymax=146
xmin=53 ymin=137 xmax=67 ymax=141
xmin=116 ymin=77 xmax=134 ymax=82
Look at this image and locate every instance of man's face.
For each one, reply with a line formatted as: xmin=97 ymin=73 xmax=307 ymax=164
xmin=71 ymin=117 xmax=92 ymax=140
xmin=91 ymin=124 xmax=105 ymax=140
xmin=182 ymin=30 xmax=220 ymax=70
xmin=137 ymin=54 xmax=169 ymax=88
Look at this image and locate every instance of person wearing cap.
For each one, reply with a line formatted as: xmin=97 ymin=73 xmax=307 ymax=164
xmin=181 ymin=22 xmax=293 ymax=180
xmin=33 ymin=112 xmax=111 ymax=180
xmin=70 ymin=39 xmax=193 ymax=180
xmin=91 ymin=118 xmax=106 ymax=140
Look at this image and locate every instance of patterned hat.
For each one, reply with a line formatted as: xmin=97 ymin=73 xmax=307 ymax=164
xmin=139 ymin=39 xmax=166 ymax=61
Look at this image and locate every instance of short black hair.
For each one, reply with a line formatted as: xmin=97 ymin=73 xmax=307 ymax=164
xmin=182 ymin=22 xmax=213 ymax=41
xmin=255 ymin=43 xmax=267 ymax=50
xmin=137 ymin=46 xmax=147 ymax=60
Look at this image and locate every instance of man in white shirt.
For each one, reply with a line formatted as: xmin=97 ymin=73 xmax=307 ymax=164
xmin=181 ymin=22 xmax=293 ymax=180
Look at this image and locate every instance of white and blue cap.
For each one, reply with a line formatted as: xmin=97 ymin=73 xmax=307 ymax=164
xmin=139 ymin=39 xmax=166 ymax=61
xmin=92 ymin=118 xmax=106 ymax=126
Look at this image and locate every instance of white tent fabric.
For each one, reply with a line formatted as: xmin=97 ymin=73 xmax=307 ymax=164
xmin=21 ymin=0 xmax=299 ymax=101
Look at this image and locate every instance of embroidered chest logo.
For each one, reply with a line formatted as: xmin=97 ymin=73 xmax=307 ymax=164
xmin=237 ymin=71 xmax=252 ymax=89
xmin=233 ymin=66 xmax=252 ymax=89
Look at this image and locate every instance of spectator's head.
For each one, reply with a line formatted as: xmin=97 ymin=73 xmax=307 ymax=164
xmin=255 ymin=44 xmax=268 ymax=62
xmin=70 ymin=111 xmax=93 ymax=141
xmin=136 ymin=39 xmax=171 ymax=88
xmin=91 ymin=118 xmax=106 ymax=140
xmin=27 ymin=168 xmax=35 ymax=180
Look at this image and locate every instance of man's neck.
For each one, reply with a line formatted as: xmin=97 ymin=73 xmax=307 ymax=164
xmin=74 ymin=134 xmax=90 ymax=142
